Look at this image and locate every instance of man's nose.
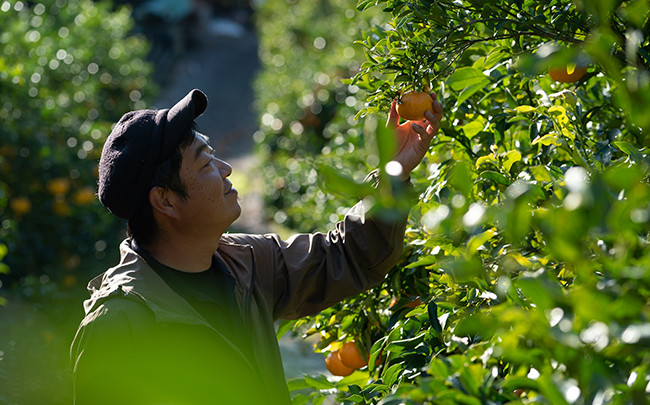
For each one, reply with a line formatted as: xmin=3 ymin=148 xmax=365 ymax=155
xmin=218 ymin=159 xmax=233 ymax=177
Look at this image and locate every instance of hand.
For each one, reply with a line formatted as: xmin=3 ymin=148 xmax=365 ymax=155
xmin=387 ymin=93 xmax=443 ymax=180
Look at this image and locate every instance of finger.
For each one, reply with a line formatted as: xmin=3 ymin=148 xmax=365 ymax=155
xmin=424 ymin=110 xmax=439 ymax=126
xmin=428 ymin=100 xmax=443 ymax=121
xmin=427 ymin=112 xmax=440 ymax=136
xmin=387 ymin=99 xmax=399 ymax=128
xmin=432 ymin=99 xmax=443 ymax=114
xmin=411 ymin=122 xmax=433 ymax=143
xmin=423 ymin=110 xmax=440 ymax=135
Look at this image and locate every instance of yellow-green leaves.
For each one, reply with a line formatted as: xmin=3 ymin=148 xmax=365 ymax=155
xmin=502 ymin=150 xmax=522 ymax=172
xmin=513 ymin=105 xmax=537 ymax=114
xmin=461 ymin=120 xmax=485 ymax=138
xmin=467 ymin=228 xmax=497 ymax=253
xmin=532 ymin=133 xmax=562 ymax=147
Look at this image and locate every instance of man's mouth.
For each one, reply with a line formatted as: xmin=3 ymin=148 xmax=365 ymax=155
xmin=224 ymin=181 xmax=236 ymax=195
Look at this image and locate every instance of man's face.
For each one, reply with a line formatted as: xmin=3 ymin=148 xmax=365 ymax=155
xmin=174 ymin=132 xmax=241 ymax=232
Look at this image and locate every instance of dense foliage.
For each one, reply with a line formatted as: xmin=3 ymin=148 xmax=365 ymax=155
xmin=255 ymin=0 xmax=650 ymax=404
xmin=0 ymin=1 xmax=155 ymax=403
xmin=0 ymin=0 xmax=155 ymax=289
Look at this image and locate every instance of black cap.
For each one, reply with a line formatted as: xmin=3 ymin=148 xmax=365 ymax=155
xmin=98 ymin=89 xmax=208 ymax=220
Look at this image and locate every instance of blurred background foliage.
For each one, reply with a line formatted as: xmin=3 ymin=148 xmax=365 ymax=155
xmin=0 ymin=0 xmax=154 ymax=289
xmin=253 ymin=0 xmax=389 ymax=231
xmin=0 ymin=0 xmax=157 ymax=402
xmin=253 ymin=0 xmax=650 ymax=404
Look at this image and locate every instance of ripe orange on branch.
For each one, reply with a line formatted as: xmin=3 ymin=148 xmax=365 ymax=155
xmin=47 ymin=178 xmax=70 ymax=196
xmin=339 ymin=341 xmax=368 ymax=369
xmin=73 ymin=187 xmax=96 ymax=205
xmin=325 ymin=350 xmax=354 ymax=377
xmin=10 ymin=197 xmax=31 ymax=215
xmin=396 ymin=91 xmax=434 ymax=121
xmin=548 ymin=64 xmax=587 ymax=83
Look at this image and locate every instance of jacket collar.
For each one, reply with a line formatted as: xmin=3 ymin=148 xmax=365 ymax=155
xmin=84 ymin=240 xmax=206 ymax=325
xmin=84 ymin=238 xmax=257 ymax=324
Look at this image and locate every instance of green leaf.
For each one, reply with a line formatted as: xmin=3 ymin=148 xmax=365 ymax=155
xmin=429 ymin=357 xmax=451 ymax=378
xmin=382 ymin=362 xmax=405 ymax=387
xmin=369 ymin=336 xmax=388 ymax=370
xmin=287 ymin=377 xmax=310 ymax=392
xmin=548 ymin=105 xmax=567 ymax=116
xmin=467 ymin=228 xmax=496 ymax=253
xmin=371 ymin=115 xmax=397 ymax=167
xmin=336 ymin=371 xmax=370 ymax=388
xmin=435 ymin=390 xmax=483 ymax=405
xmin=318 ymin=163 xmax=373 ymax=199
xmin=514 ymin=105 xmax=537 ymax=113
xmin=427 ymin=302 xmax=442 ymax=333
xmin=478 ymin=46 xmax=508 ymax=69
xmin=459 ymin=363 xmax=485 ymax=396
xmin=500 ymin=376 xmax=541 ymax=393
xmin=289 ymin=393 xmax=311 ymax=405
xmin=479 ymin=170 xmax=510 ymax=186
xmin=454 ymin=313 xmax=497 ymax=339
xmin=476 ymin=154 xmax=498 ymax=168
xmin=530 ymin=165 xmax=553 ymax=182
xmin=532 ymin=133 xmax=561 ymax=146
xmin=448 ymin=161 xmax=475 ymax=196
xmin=516 ymin=269 xmax=564 ymax=310
xmin=613 ymin=140 xmax=643 ymax=161
xmin=537 ymin=375 xmax=570 ymax=405
xmin=404 ymin=255 xmax=437 ymax=269
xmin=385 ymin=334 xmax=426 ymax=354
xmin=447 ymin=67 xmax=490 ymax=91
xmin=442 ymin=255 xmax=486 ymax=285
xmin=276 ymin=319 xmax=297 ymax=340
xmin=502 ymin=150 xmax=522 ymax=172
xmin=461 ymin=120 xmax=484 ymax=138
xmin=343 ymin=394 xmax=364 ymax=403
xmin=604 ymin=164 xmax=645 ymax=190
xmin=304 ymin=375 xmax=335 ymax=391
xmin=456 ymin=81 xmax=490 ymax=106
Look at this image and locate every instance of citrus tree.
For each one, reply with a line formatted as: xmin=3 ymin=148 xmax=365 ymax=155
xmin=0 ymin=2 xmax=154 ymax=402
xmin=255 ymin=0 xmax=650 ymax=404
xmin=0 ymin=0 xmax=155 ymax=291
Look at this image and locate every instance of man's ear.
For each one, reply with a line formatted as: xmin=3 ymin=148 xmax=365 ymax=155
xmin=148 ymin=186 xmax=180 ymax=220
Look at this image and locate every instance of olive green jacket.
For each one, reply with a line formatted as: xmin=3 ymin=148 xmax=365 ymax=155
xmin=70 ymin=200 xmax=407 ymax=404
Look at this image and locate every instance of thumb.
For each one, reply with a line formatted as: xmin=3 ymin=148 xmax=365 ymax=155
xmin=387 ymin=99 xmax=399 ymax=128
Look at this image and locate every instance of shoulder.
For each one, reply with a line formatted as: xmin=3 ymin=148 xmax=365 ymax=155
xmin=220 ymin=232 xmax=287 ymax=261
xmin=80 ymin=296 xmax=154 ymax=333
xmin=222 ymin=232 xmax=282 ymax=246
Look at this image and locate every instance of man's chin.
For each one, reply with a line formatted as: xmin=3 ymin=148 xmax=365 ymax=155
xmin=233 ymin=203 xmax=243 ymax=221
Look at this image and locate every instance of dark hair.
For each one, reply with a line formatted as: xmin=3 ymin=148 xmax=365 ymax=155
xmin=127 ymin=123 xmax=198 ymax=245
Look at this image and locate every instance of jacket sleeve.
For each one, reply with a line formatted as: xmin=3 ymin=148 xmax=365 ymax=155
xmin=242 ymin=199 xmax=408 ymax=321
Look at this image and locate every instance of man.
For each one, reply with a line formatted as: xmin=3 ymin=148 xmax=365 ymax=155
xmin=70 ymin=88 xmax=442 ymax=404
